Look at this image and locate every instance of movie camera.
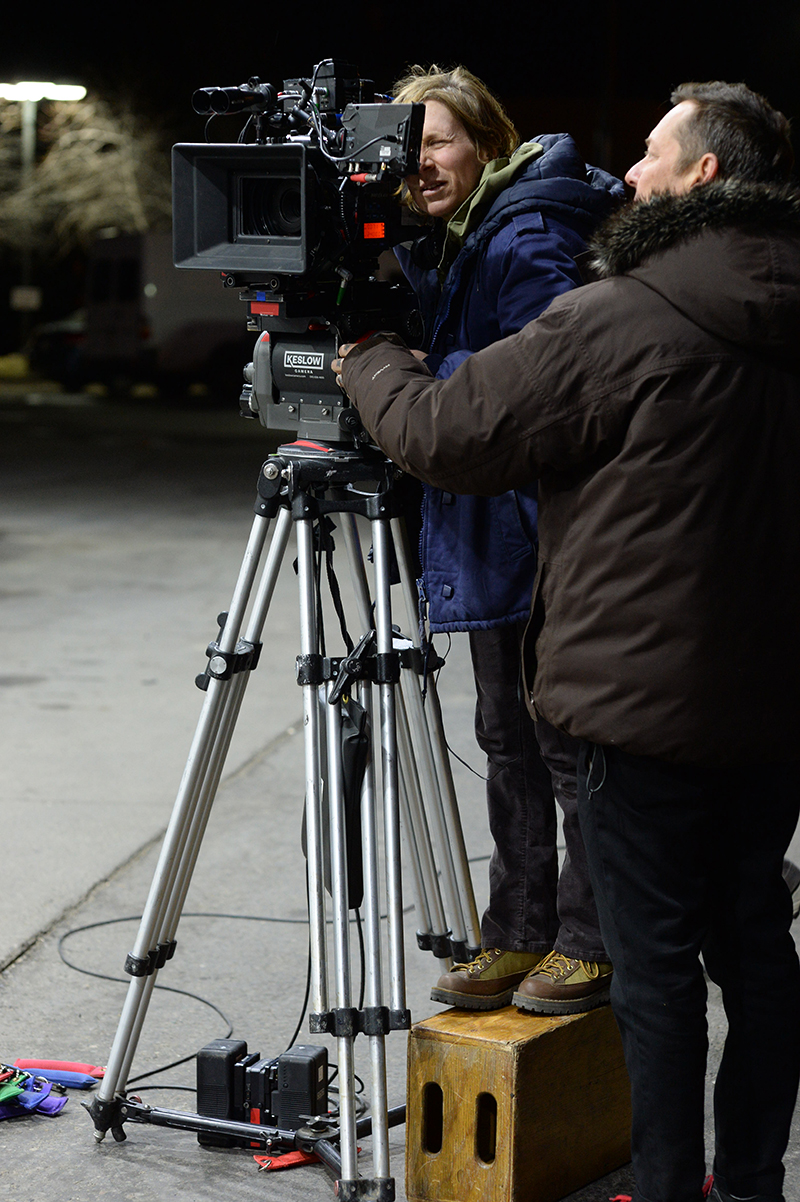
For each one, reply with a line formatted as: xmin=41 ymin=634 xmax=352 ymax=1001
xmin=172 ymin=59 xmax=425 ymax=441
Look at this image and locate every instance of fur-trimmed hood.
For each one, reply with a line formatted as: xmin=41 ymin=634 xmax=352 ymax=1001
xmin=587 ymin=180 xmax=800 ymax=364
xmin=588 ymin=180 xmax=800 ymax=276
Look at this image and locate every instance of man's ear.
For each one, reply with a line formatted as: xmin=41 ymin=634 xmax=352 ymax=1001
xmin=690 ymin=152 xmax=720 ymax=188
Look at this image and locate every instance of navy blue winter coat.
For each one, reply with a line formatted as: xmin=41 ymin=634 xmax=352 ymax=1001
xmin=396 ymin=133 xmax=624 ymax=632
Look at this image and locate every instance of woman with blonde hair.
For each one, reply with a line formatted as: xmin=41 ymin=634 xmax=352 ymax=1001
xmin=391 ymin=64 xmax=625 ymax=1014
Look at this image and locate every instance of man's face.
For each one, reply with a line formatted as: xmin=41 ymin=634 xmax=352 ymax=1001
xmin=405 ymin=99 xmax=486 ymax=220
xmin=625 ymin=101 xmax=705 ymax=201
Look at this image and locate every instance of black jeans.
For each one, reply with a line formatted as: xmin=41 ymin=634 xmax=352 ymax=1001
xmin=576 ymin=743 xmax=800 ymax=1202
xmin=468 ymin=622 xmax=605 ymax=960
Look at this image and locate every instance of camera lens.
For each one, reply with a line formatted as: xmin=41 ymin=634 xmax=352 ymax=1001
xmin=191 ymin=88 xmax=215 ymax=115
xmin=269 ymin=183 xmax=302 ymax=236
xmin=241 ymin=178 xmax=302 ymax=238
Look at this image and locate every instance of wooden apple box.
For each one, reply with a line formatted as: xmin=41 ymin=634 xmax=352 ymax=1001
xmin=406 ymin=1004 xmax=631 ymax=1202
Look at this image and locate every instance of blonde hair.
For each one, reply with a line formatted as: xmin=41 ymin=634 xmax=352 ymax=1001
xmin=393 ymin=65 xmax=519 ymax=212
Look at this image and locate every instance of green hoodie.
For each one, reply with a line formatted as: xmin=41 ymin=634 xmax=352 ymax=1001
xmin=438 ymin=140 xmax=544 ymax=280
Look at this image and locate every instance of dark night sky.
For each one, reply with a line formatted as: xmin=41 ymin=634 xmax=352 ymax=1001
xmin=3 ymin=1 xmax=798 ymax=342
xmin=5 ymin=2 xmax=800 ymax=176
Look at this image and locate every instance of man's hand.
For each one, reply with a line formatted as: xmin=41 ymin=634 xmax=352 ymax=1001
xmin=332 ymin=342 xmax=427 ymax=387
xmin=331 ymin=342 xmax=356 ymax=385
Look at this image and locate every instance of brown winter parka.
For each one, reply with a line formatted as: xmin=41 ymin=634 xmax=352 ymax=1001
xmin=341 ymin=181 xmax=800 ymax=765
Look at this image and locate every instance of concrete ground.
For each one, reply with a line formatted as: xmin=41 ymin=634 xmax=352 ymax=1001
xmin=1 ymin=384 xmax=798 ymax=1201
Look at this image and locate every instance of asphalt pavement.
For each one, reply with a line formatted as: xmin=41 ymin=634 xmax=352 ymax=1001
xmin=1 ymin=382 xmax=798 ymax=1201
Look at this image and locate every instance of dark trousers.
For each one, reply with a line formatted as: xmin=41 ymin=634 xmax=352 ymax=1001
xmin=468 ymin=622 xmax=605 ymax=960
xmin=576 ymin=743 xmax=800 ymax=1202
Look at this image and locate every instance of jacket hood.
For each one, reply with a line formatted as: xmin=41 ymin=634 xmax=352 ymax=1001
xmin=436 ymin=133 xmax=625 ymax=278
xmin=588 ymin=181 xmax=800 ymax=362
xmin=478 ymin=132 xmax=624 ymax=238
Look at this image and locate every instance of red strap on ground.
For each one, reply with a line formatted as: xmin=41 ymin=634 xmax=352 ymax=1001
xmin=254 ymin=1150 xmax=320 ymax=1172
xmin=15 ymin=1060 xmax=105 ymax=1078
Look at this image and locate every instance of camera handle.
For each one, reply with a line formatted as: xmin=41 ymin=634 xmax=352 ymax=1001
xmin=85 ymin=441 xmax=480 ymax=1199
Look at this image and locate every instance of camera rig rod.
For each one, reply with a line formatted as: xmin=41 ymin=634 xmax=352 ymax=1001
xmin=87 ymin=442 xmax=479 ymax=1197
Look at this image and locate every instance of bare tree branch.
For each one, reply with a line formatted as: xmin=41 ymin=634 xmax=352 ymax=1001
xmin=0 ymin=96 xmax=172 ymax=254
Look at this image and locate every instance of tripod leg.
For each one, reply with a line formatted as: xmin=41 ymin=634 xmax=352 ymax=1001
xmin=356 ymin=677 xmax=391 ymax=1182
xmin=342 ymin=513 xmax=456 ymax=967
xmin=90 ymin=507 xmax=293 ymax=1134
xmin=295 ymin=507 xmax=396 ymax=1189
xmin=419 ymin=675 xmax=481 ymax=954
xmin=338 ymin=515 xmax=397 ymax=1182
xmin=324 ymin=690 xmax=359 ymax=1183
xmin=395 ymin=689 xmax=452 ymax=963
xmin=372 ymin=519 xmax=407 ymax=1022
xmin=296 ymin=517 xmax=329 ymax=1021
xmin=398 ymin=667 xmax=480 ymax=961
xmin=340 ymin=512 xmax=408 ymax=1012
xmin=391 ymin=517 xmax=481 ymax=958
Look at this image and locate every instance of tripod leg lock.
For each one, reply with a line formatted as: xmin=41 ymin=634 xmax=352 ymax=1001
xmin=361 ymin=1006 xmax=390 ymax=1036
xmin=124 ymin=939 xmax=176 ymax=978
xmin=374 ymin=652 xmax=401 ymax=685
xmin=197 ymin=637 xmax=263 ymax=689
xmin=308 ymin=1008 xmax=375 ymax=1037
xmin=397 ymin=645 xmax=446 ymax=675
xmin=334 ymin=1176 xmax=396 ymax=1201
xmin=296 ymin=647 xmax=401 ymax=696
xmin=308 ymin=1006 xmax=410 ymax=1037
xmin=415 ymin=930 xmax=479 ymax=963
xmin=124 ymin=952 xmax=156 ymax=977
xmin=296 ymin=653 xmax=334 ymax=686
xmin=415 ymin=930 xmax=453 ymax=960
xmin=449 ymin=938 xmax=482 ymax=964
xmin=389 ymin=1008 xmax=411 ymax=1031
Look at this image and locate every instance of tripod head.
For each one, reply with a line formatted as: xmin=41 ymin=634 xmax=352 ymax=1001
xmin=256 ymin=439 xmax=401 ymax=525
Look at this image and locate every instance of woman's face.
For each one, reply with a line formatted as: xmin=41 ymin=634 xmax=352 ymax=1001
xmin=406 ymin=99 xmax=486 ymax=220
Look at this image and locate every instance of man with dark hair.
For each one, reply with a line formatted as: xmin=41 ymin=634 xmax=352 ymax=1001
xmin=669 ymin=81 xmax=794 ymax=183
xmin=334 ymin=81 xmax=800 ymax=1202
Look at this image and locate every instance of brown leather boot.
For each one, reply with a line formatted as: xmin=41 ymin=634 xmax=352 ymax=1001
xmin=513 ymin=951 xmax=613 ymax=1015
xmin=431 ymin=949 xmax=547 ymax=1010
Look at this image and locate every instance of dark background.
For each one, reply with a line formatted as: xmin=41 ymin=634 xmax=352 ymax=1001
xmin=6 ymin=1 xmax=799 ymax=171
xmin=2 ymin=1 xmax=799 ymax=348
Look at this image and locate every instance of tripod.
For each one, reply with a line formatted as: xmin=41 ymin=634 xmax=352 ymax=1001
xmin=86 ymin=440 xmax=481 ymax=1200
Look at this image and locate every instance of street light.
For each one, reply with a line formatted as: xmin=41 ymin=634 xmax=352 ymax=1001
xmin=0 ymin=81 xmax=87 ymax=334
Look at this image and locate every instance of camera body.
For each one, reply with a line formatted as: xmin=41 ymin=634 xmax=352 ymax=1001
xmin=172 ymin=60 xmax=425 ymax=441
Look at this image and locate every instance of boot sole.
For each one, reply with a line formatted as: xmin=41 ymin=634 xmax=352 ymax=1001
xmin=512 ymin=983 xmax=612 ymax=1016
xmin=430 ymin=986 xmax=516 ymax=1010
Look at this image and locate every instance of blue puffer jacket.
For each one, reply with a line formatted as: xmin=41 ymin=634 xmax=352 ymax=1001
xmin=396 ymin=133 xmax=624 ymax=632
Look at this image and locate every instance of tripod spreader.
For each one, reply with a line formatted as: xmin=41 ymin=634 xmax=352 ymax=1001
xmin=84 ymin=1090 xmax=405 ymax=1189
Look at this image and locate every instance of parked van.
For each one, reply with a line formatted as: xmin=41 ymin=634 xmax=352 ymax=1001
xmin=79 ymin=231 xmax=253 ymax=395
